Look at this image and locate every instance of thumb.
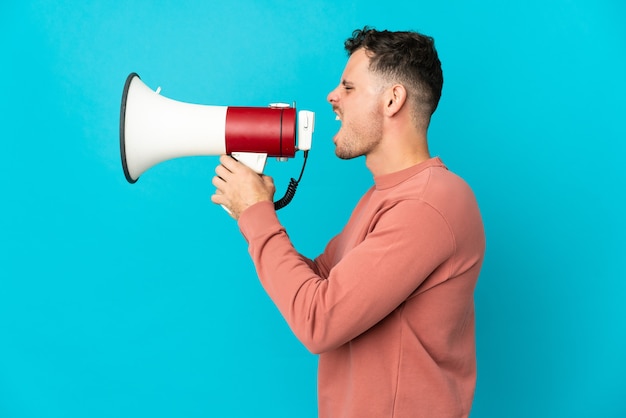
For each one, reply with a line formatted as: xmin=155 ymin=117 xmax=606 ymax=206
xmin=262 ymin=175 xmax=276 ymax=192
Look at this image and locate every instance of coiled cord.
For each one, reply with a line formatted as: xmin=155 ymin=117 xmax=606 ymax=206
xmin=274 ymin=150 xmax=309 ymax=210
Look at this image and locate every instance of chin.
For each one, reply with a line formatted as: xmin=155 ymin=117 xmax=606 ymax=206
xmin=335 ymin=147 xmax=359 ymax=160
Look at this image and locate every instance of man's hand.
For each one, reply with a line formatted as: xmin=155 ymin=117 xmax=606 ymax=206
xmin=211 ymin=155 xmax=276 ymax=219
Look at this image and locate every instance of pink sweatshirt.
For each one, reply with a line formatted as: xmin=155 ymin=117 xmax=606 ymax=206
xmin=238 ymin=157 xmax=485 ymax=417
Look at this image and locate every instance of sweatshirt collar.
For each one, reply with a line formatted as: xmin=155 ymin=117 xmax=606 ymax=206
xmin=373 ymin=157 xmax=446 ymax=190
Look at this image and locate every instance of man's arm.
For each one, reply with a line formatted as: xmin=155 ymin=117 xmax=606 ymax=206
xmin=238 ymin=199 xmax=454 ymax=354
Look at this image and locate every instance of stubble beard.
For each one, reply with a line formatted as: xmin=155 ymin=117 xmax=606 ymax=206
xmin=334 ymin=110 xmax=383 ymax=160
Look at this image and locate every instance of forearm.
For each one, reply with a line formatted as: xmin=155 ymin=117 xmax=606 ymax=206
xmin=238 ymin=201 xmax=330 ymax=351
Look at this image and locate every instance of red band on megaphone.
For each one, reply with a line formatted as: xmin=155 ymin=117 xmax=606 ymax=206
xmin=225 ymin=107 xmax=296 ymax=157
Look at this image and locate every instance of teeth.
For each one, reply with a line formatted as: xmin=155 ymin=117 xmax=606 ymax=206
xmin=335 ymin=115 xmax=340 ymax=121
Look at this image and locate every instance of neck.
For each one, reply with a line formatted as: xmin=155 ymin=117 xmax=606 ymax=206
xmin=365 ymin=128 xmax=431 ymax=177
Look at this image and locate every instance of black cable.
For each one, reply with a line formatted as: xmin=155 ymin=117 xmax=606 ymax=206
xmin=274 ymin=150 xmax=309 ymax=210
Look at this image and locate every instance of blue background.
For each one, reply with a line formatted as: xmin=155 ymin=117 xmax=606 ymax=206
xmin=1 ymin=1 xmax=625 ymax=417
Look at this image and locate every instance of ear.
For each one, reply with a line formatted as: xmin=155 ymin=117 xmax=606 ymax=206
xmin=384 ymin=84 xmax=407 ymax=117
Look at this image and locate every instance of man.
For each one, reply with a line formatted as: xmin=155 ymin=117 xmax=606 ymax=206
xmin=212 ymin=27 xmax=485 ymax=418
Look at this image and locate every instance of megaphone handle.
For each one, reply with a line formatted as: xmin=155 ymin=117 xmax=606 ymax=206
xmin=231 ymin=152 xmax=268 ymax=174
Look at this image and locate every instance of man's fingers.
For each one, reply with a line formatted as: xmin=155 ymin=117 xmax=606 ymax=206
xmin=219 ymin=155 xmax=242 ymax=173
xmin=212 ymin=171 xmax=225 ymax=186
xmin=214 ymin=163 xmax=232 ymax=182
xmin=212 ymin=154 xmax=274 ymax=219
xmin=210 ymin=183 xmax=228 ymax=206
xmin=262 ymin=174 xmax=275 ymax=187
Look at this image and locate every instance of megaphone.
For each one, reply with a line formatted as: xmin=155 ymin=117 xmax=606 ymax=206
xmin=119 ymin=72 xmax=314 ymax=209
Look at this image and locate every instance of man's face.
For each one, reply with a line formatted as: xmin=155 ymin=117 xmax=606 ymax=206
xmin=327 ymin=49 xmax=386 ymax=160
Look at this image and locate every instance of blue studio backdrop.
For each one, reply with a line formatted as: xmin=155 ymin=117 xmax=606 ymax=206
xmin=1 ymin=1 xmax=625 ymax=417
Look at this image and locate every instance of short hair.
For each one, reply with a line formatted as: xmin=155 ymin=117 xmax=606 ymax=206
xmin=344 ymin=27 xmax=444 ymax=117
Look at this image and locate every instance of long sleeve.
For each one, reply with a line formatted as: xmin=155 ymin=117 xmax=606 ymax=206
xmin=238 ymin=198 xmax=454 ymax=354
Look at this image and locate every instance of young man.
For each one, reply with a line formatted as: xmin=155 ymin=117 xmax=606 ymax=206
xmin=212 ymin=27 xmax=485 ymax=418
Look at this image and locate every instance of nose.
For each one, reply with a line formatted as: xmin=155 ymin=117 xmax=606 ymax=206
xmin=327 ymin=85 xmax=339 ymax=104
